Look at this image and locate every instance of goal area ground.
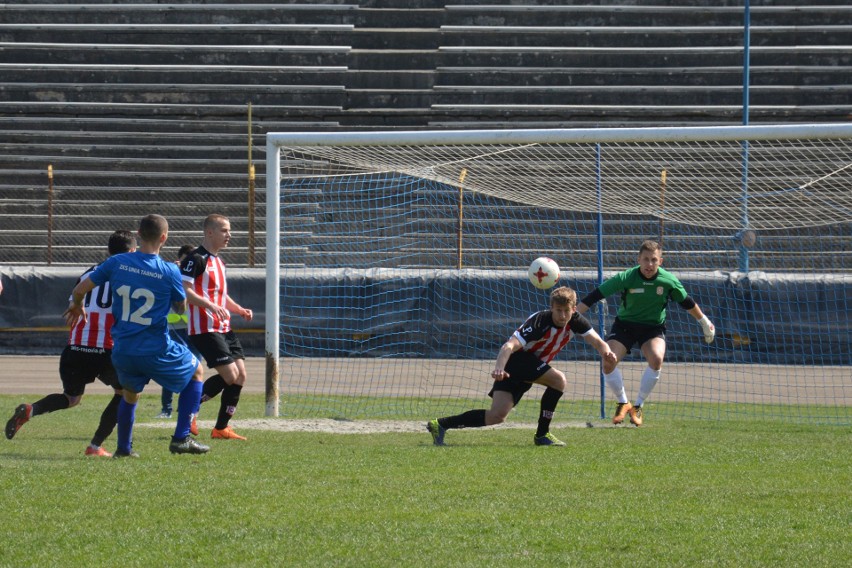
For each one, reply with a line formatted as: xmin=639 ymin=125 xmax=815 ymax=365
xmin=1 ymin=356 xmax=849 ymax=428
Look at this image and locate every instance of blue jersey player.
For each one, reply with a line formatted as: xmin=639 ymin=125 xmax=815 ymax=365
xmin=63 ymin=214 xmax=209 ymax=457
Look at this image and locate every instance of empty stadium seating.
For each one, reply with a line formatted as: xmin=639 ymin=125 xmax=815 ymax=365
xmin=0 ymin=1 xmax=849 ymax=269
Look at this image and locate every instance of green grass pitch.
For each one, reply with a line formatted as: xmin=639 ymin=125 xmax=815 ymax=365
xmin=0 ymin=393 xmax=849 ymax=567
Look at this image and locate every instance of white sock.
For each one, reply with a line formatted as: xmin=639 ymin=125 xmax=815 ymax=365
xmin=635 ymin=367 xmax=661 ymax=407
xmin=604 ymin=368 xmax=629 ymax=404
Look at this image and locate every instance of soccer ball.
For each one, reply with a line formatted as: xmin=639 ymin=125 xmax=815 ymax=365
xmin=528 ymin=257 xmax=560 ymax=289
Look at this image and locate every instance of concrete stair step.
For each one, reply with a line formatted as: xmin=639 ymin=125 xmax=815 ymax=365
xmin=439 ymin=25 xmax=852 ymax=49
xmin=0 ymin=143 xmax=251 ymax=160
xmin=0 ymin=64 xmax=347 ymax=85
xmin=427 ymin=84 xmax=852 ymax=106
xmin=435 ymin=66 xmax=852 ymax=87
xmin=0 ymin=184 xmax=263 ymax=202
xmin=0 ymin=42 xmax=351 ymax=67
xmin=0 ymin=3 xmax=358 ymax=25
xmin=0 ymin=115 xmax=340 ymax=134
xmin=425 ymin=103 xmax=850 ymax=124
xmin=0 ymin=83 xmax=347 ymax=106
xmin=0 ymin=23 xmax=354 ymax=46
xmin=0 ymin=129 xmax=259 ymax=145
xmin=0 ymin=168 xmax=253 ymax=187
xmin=443 ymin=4 xmax=852 ymax=27
xmin=0 ymin=101 xmax=344 ymax=120
xmin=0 ymin=157 xmax=247 ymax=175
xmin=348 ymin=48 xmax=438 ymax=70
xmin=352 ymin=28 xmax=440 ymax=50
xmin=437 ymin=45 xmax=852 ymax=68
xmin=346 ymin=69 xmax=434 ymax=89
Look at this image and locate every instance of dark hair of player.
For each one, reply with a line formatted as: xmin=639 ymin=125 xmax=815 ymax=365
xmin=108 ymin=230 xmax=136 ymax=255
xmin=177 ymin=244 xmax=195 ymax=259
xmin=138 ymin=214 xmax=168 ymax=243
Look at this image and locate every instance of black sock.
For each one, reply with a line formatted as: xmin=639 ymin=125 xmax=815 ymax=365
xmin=31 ymin=393 xmax=70 ymax=417
xmin=215 ymin=383 xmax=242 ymax=430
xmin=90 ymin=394 xmax=121 ymax=447
xmin=439 ymin=409 xmax=487 ymax=430
xmin=201 ymin=374 xmax=226 ymax=404
xmin=536 ymin=387 xmax=563 ymax=437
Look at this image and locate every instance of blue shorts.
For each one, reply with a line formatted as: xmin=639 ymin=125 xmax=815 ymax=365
xmin=112 ymin=341 xmax=199 ymax=394
xmin=169 ymin=326 xmax=202 ymax=359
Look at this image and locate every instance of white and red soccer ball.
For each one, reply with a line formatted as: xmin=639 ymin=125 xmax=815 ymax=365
xmin=528 ymin=257 xmax=560 ymax=290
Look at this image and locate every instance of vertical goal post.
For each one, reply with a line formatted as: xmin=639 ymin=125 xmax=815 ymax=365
xmin=265 ymin=124 xmax=852 ymax=423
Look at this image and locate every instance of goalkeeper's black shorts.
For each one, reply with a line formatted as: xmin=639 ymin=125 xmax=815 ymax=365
xmin=606 ymin=318 xmax=666 ymax=352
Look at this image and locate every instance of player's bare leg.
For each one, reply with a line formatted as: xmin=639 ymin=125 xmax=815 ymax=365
xmin=484 ymin=391 xmax=514 ymax=426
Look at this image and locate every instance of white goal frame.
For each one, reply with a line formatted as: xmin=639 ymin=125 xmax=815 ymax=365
xmin=264 ymin=123 xmax=852 ymax=417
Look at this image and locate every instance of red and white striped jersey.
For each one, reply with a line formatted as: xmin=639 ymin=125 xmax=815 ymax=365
xmin=512 ymin=310 xmax=593 ymax=364
xmin=68 ymin=266 xmax=115 ymax=349
xmin=179 ymin=246 xmax=231 ymax=335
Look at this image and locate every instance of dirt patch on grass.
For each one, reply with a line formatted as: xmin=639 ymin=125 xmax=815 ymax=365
xmin=138 ymin=418 xmax=610 ymax=434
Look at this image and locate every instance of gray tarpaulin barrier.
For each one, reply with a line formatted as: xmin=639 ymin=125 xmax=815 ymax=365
xmin=1 ymin=266 xmax=849 ymax=364
xmin=0 ymin=266 xmax=265 ymax=354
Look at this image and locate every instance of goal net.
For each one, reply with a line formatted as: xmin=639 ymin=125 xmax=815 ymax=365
xmin=265 ymin=124 xmax=852 ymax=425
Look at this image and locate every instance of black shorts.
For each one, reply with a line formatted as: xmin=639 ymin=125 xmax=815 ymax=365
xmin=59 ymin=345 xmax=121 ymax=397
xmin=189 ymin=331 xmax=245 ymax=369
xmin=488 ymin=350 xmax=551 ymax=406
xmin=606 ymin=318 xmax=666 ymax=352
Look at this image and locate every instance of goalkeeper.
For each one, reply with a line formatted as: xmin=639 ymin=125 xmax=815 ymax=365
xmin=576 ymin=239 xmax=716 ymax=426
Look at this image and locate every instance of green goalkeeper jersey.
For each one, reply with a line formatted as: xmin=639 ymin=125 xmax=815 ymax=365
xmin=598 ymin=266 xmax=688 ymax=326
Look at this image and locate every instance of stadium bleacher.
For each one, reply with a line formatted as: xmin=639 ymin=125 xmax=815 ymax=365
xmin=0 ymin=0 xmax=849 ymax=268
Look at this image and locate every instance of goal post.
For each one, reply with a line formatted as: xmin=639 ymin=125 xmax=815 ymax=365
xmin=265 ymin=143 xmax=281 ymax=418
xmin=265 ymin=124 xmax=852 ymax=424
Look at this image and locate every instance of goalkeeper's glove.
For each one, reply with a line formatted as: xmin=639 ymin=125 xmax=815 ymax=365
xmin=698 ymin=315 xmax=715 ymax=344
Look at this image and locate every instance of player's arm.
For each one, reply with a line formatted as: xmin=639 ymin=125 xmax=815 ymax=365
xmin=678 ymin=296 xmax=715 ymax=344
xmin=177 ymin=252 xmax=227 ymax=319
xmin=225 ymin=295 xmax=252 ymax=321
xmin=576 ymin=288 xmax=604 ymax=315
xmin=63 ymin=277 xmax=96 ymax=327
xmin=580 ymin=329 xmax=618 ymax=365
xmin=491 ymin=336 xmax=522 ymax=381
xmin=572 ymin=313 xmax=618 ymax=365
xmin=182 ymin=282 xmax=229 ymax=320
xmin=578 ymin=270 xmax=629 ymax=314
xmin=172 ymin=299 xmax=187 ymax=315
xmin=578 ymin=271 xmax=625 ymax=314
